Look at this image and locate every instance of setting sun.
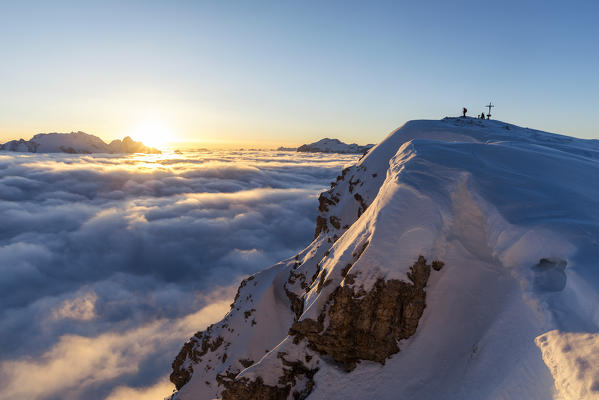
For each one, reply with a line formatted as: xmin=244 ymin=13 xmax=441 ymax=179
xmin=131 ymin=120 xmax=174 ymax=149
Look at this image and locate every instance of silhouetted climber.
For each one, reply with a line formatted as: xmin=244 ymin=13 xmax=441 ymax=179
xmin=462 ymin=107 xmax=467 ymax=117
xmin=480 ymin=113 xmax=485 ymax=119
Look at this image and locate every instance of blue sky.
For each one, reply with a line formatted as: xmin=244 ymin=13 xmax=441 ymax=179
xmin=1 ymin=0 xmax=597 ymax=145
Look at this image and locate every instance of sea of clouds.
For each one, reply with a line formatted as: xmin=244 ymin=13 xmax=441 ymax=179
xmin=0 ymin=150 xmax=357 ymax=400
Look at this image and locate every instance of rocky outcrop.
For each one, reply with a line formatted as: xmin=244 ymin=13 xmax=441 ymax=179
xmin=313 ymin=165 xmax=371 ymax=240
xmin=220 ymin=352 xmax=318 ymax=400
xmin=314 ymin=216 xmax=328 ymax=239
xmin=290 ymin=256 xmax=440 ymax=371
xmin=214 ymin=256 xmax=443 ymax=399
xmin=220 ymin=376 xmax=290 ymax=400
xmin=170 ymin=331 xmax=224 ymax=390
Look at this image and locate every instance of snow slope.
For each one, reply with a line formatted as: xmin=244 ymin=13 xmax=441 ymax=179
xmin=297 ymin=138 xmax=373 ymax=154
xmin=170 ymin=117 xmax=599 ymax=400
xmin=0 ymin=131 xmax=160 ymax=154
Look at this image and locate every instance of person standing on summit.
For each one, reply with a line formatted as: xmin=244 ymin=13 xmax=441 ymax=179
xmin=462 ymin=107 xmax=467 ymax=117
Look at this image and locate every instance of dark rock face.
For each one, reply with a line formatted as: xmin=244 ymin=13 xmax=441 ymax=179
xmin=170 ymin=331 xmax=224 ymax=390
xmin=276 ymin=354 xmax=318 ymax=400
xmin=290 ymin=256 xmax=436 ymax=371
xmin=220 ymin=352 xmax=318 ymax=400
xmin=239 ymin=358 xmax=255 ymax=368
xmin=314 ymin=216 xmax=328 ymax=239
xmin=285 ymin=285 xmax=305 ymax=320
xmin=60 ymin=146 xmax=80 ymax=154
xmin=354 ymin=193 xmax=368 ymax=218
xmin=220 ymin=376 xmax=290 ymax=400
xmin=329 ymin=216 xmax=341 ymax=229
xmin=318 ymin=193 xmax=336 ymax=212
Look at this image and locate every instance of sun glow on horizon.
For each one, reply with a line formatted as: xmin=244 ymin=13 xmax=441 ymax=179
xmin=130 ymin=119 xmax=175 ymax=149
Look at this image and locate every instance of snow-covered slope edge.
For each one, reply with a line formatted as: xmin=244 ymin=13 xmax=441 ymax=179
xmin=170 ymin=117 xmax=599 ymax=400
xmin=0 ymin=131 xmax=161 ymax=154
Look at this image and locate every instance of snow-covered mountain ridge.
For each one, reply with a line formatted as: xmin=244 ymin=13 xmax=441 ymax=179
xmin=0 ymin=131 xmax=161 ymax=154
xmin=170 ymin=117 xmax=599 ymax=400
xmin=297 ymin=138 xmax=373 ymax=154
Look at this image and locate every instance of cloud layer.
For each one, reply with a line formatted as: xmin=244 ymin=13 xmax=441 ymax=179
xmin=0 ymin=150 xmax=356 ymax=400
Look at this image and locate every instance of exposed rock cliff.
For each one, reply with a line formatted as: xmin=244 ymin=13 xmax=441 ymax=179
xmin=289 ymin=256 xmax=441 ymax=372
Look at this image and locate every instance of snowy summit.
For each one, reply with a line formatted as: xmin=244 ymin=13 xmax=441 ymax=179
xmin=0 ymin=131 xmax=161 ymax=154
xmin=170 ymin=117 xmax=599 ymax=400
xmin=297 ymin=138 xmax=374 ymax=154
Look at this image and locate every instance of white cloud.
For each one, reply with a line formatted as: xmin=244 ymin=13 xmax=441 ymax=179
xmin=0 ymin=297 xmax=231 ymax=400
xmin=0 ymin=150 xmax=356 ymax=399
xmin=105 ymin=376 xmax=174 ymax=400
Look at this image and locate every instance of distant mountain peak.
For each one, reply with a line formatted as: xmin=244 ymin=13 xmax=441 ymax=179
xmin=0 ymin=131 xmax=161 ymax=154
xmin=297 ymin=138 xmax=373 ymax=154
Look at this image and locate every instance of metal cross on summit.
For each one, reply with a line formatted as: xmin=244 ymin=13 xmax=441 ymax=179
xmin=485 ymin=102 xmax=494 ymax=119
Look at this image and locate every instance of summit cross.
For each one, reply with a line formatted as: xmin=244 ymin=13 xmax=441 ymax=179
xmin=485 ymin=102 xmax=494 ymax=119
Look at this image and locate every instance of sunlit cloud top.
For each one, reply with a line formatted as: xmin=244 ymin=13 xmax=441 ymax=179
xmin=0 ymin=149 xmax=356 ymax=400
